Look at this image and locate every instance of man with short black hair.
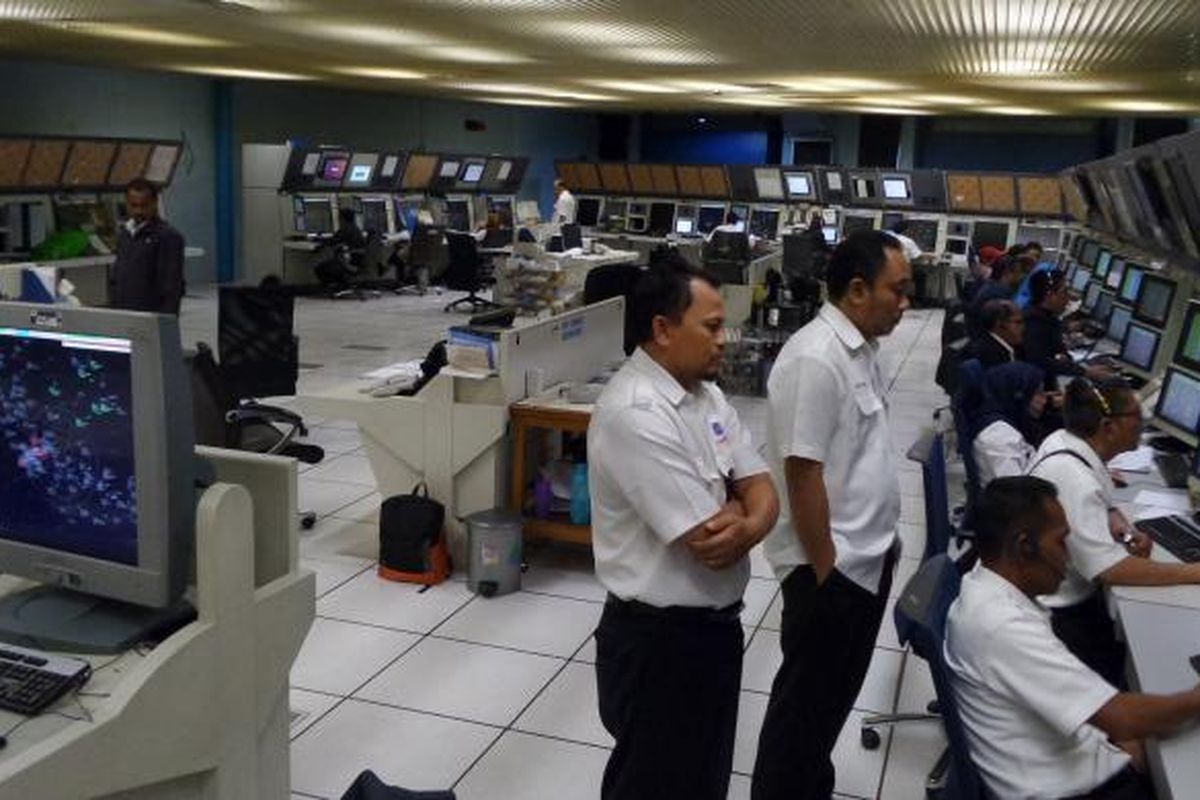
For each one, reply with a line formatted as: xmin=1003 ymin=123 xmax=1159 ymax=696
xmin=752 ymin=230 xmax=912 ymax=800
xmin=1025 ymin=268 xmax=1111 ymax=389
xmin=110 ymin=178 xmax=185 ymax=314
xmin=969 ymin=298 xmax=1024 ymax=368
xmin=552 ymin=179 xmax=577 ymax=224
xmin=947 ymin=475 xmax=1200 ymax=800
xmin=590 ymin=255 xmax=779 ymax=800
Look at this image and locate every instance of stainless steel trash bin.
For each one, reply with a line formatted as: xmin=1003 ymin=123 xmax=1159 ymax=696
xmin=465 ymin=509 xmax=523 ymax=597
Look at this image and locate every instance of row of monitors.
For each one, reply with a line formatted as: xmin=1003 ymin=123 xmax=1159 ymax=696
xmin=0 ymin=137 xmax=181 ymax=193
xmin=556 ymin=161 xmax=1064 ymax=216
xmin=282 ymin=149 xmax=528 ymax=196
xmin=576 ymin=196 xmax=798 ymax=240
xmin=1063 ymin=132 xmax=1200 ymax=267
xmin=1065 ymin=258 xmax=1200 ymax=442
xmin=291 ymin=193 xmax=514 ymax=237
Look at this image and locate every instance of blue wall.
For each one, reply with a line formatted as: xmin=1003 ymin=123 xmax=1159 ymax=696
xmin=640 ymin=130 xmax=770 ymax=165
xmin=915 ymin=117 xmax=1111 ymax=172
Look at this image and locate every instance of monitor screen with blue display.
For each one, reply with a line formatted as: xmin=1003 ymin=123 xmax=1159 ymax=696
xmin=1120 ymin=322 xmax=1160 ymax=371
xmin=1071 ymin=267 xmax=1092 ymax=293
xmin=1106 ymin=304 xmax=1132 ymax=342
xmin=1119 ymin=264 xmax=1144 ymax=303
xmin=1155 ymin=368 xmax=1200 ymax=435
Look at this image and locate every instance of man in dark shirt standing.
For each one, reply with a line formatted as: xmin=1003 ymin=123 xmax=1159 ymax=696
xmin=110 ymin=178 xmax=185 ymax=315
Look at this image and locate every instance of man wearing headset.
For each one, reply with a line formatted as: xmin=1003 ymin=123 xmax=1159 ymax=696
xmin=946 ymin=476 xmax=1200 ymax=800
xmin=1030 ymin=377 xmax=1200 ymax=687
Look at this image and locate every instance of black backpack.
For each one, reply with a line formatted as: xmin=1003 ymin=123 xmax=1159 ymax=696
xmin=377 ymin=483 xmax=450 ymax=585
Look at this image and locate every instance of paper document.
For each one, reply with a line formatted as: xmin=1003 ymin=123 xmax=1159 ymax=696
xmin=1108 ymin=445 xmax=1155 ymax=473
xmin=1132 ymin=489 xmax=1191 ymax=514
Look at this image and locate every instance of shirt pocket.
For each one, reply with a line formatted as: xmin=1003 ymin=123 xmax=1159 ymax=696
xmin=852 ymin=381 xmax=884 ymax=416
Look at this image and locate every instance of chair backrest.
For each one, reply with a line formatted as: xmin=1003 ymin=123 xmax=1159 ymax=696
xmin=187 ymin=342 xmax=234 ymax=448
xmin=906 ymin=429 xmax=953 ymax=560
xmin=359 ymin=230 xmax=386 ymax=276
xmin=894 ymin=554 xmax=987 ymax=800
xmin=704 ymin=230 xmax=751 ymax=264
xmin=584 ymin=262 xmax=644 ymax=355
xmin=782 ymin=232 xmax=819 ymax=282
xmin=218 ymin=284 xmax=298 ymax=399
xmin=951 ymin=358 xmax=986 ymax=520
xmin=561 ymin=223 xmax=583 ymax=250
xmin=409 ymin=225 xmax=449 ymax=281
xmin=444 ymin=231 xmax=483 ymax=291
xmin=481 ymin=227 xmax=513 ymax=249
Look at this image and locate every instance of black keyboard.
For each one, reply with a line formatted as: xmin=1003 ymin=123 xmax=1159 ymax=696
xmin=1137 ymin=516 xmax=1200 ymax=563
xmin=0 ymin=643 xmax=91 ymax=715
xmin=1155 ymin=452 xmax=1191 ymax=490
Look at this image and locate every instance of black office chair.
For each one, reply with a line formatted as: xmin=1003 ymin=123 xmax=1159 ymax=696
xmin=218 ymin=283 xmax=300 ymax=401
xmin=584 ymin=261 xmax=644 ymax=356
xmin=443 ymin=230 xmax=502 ymax=314
xmin=189 ymin=342 xmax=324 ymax=529
xmin=703 ymin=230 xmax=752 ymax=285
xmin=864 ymin=555 xmax=987 ymax=800
xmin=407 ymin=225 xmax=449 ymax=290
xmin=951 ymin=359 xmax=986 ymax=529
xmin=561 ymin=223 xmax=583 ymax=250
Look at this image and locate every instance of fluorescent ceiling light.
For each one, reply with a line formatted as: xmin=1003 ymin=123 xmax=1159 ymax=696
xmin=666 ymin=80 xmax=755 ymax=94
xmin=527 ymin=20 xmax=673 ymax=46
xmin=603 ymin=47 xmax=721 ymax=65
xmin=972 ymin=76 xmax=1136 ymax=93
xmin=850 ymin=96 xmax=929 ymax=108
xmin=174 ymin=65 xmax=311 ymax=81
xmin=774 ymin=76 xmax=908 ymax=93
xmin=333 ymin=66 xmax=425 ymax=80
xmin=911 ymin=93 xmax=984 ymax=106
xmin=412 ymin=44 xmax=530 ymax=64
xmin=714 ymin=95 xmax=790 ymax=107
xmin=0 ymin=2 xmax=61 ymax=19
xmin=1092 ymin=99 xmax=1190 ymax=113
xmin=581 ymin=79 xmax=684 ymax=94
xmin=46 ymin=22 xmax=229 ymax=48
xmin=475 ymin=96 xmax=573 ymax=107
xmin=453 ymin=82 xmax=615 ymax=101
xmin=840 ymin=105 xmax=931 ymax=116
xmin=980 ymin=105 xmax=1052 ymax=116
xmin=289 ymin=22 xmax=441 ymax=48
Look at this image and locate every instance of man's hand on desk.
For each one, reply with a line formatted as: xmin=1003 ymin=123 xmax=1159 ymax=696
xmin=1109 ymin=508 xmax=1152 ymax=557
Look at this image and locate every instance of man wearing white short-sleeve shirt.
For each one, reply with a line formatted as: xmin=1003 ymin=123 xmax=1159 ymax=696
xmin=752 ymin=231 xmax=912 ymax=800
xmin=589 ymin=257 xmax=779 ymax=800
xmin=947 ymin=475 xmax=1200 ymax=800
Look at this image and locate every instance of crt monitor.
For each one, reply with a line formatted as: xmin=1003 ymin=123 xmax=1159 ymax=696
xmin=1082 ymin=281 xmax=1102 ymax=314
xmin=1105 ymin=257 xmax=1126 ymax=290
xmin=445 ymin=199 xmax=470 ymax=231
xmin=882 ymin=177 xmax=911 ymax=200
xmin=675 ymin=216 xmax=696 ymax=235
xmin=1094 ymin=249 xmax=1113 ymax=279
xmin=576 ymin=197 xmax=601 ymax=227
xmin=749 ymin=209 xmax=781 ymax=240
xmin=1119 ymin=322 xmax=1160 ymax=372
xmin=1119 ymin=263 xmax=1145 ymax=304
xmin=1093 ymin=290 xmax=1115 ymax=324
xmin=905 ymin=219 xmax=939 ymax=253
xmin=822 ymin=225 xmax=838 ymax=245
xmin=1173 ymin=300 xmax=1200 ymax=373
xmin=784 ymin=172 xmax=813 ymax=199
xmin=843 ymin=215 xmax=875 ymax=235
xmin=1079 ymin=239 xmax=1101 ymax=268
xmin=1070 ymin=267 xmax=1092 ymax=294
xmin=560 ymin=223 xmax=583 ymax=250
xmin=882 ymin=211 xmax=904 ymax=231
xmin=0 ymin=303 xmax=194 ymax=651
xmin=697 ymin=205 xmax=726 ymax=234
xmin=1134 ymin=273 xmax=1176 ymax=327
xmin=297 ymin=197 xmax=334 ymax=235
xmin=1154 ymin=367 xmax=1200 ymax=438
xmin=1106 ymin=304 xmax=1132 ymax=342
xmin=648 ymin=202 xmax=676 ymax=237
xmin=972 ymin=221 xmax=1010 ymax=250
xmin=359 ymin=199 xmax=389 ymax=235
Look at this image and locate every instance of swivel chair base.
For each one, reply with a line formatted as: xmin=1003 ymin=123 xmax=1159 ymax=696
xmin=444 ymin=291 xmax=501 ymax=313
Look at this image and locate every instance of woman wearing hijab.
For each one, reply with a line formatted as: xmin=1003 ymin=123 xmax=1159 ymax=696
xmin=972 ymin=362 xmax=1056 ymax=484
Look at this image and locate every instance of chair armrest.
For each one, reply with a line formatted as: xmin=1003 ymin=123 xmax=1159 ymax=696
xmin=238 ymin=400 xmax=304 ymax=427
xmin=226 ymin=407 xmax=303 ymax=454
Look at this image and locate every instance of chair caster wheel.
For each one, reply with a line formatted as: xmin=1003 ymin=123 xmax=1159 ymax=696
xmin=860 ymin=727 xmax=882 ymax=750
xmin=300 ymin=513 xmax=317 ymax=530
xmin=927 ymin=700 xmax=940 ymax=714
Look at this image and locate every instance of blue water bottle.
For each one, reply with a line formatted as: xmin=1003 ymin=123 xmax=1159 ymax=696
xmin=570 ymin=462 xmax=591 ymax=525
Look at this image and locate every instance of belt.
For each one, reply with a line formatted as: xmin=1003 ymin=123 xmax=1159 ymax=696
xmin=605 ymin=593 xmax=743 ymax=623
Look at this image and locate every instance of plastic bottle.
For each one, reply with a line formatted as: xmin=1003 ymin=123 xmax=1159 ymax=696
xmin=533 ymin=471 xmax=553 ymax=519
xmin=570 ymin=462 xmax=591 ymax=525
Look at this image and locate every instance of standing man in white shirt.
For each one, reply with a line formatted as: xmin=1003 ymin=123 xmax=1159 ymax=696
xmin=752 ymin=230 xmax=912 ymax=800
xmin=885 ymin=219 xmax=925 ymax=264
xmin=1031 ymin=377 xmax=1200 ymax=687
xmin=552 ymin=179 xmax=577 ymax=224
xmin=947 ymin=475 xmax=1200 ymax=800
xmin=590 ymin=257 xmax=779 ymax=800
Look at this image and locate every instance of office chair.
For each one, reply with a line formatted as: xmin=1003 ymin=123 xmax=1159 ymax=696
xmin=864 ymin=555 xmax=987 ymax=800
xmin=218 ymin=284 xmax=300 ymax=401
xmin=584 ymin=261 xmax=644 ymax=356
xmin=480 ymin=227 xmax=513 ymax=249
xmin=443 ymin=230 xmax=502 ymax=314
xmin=703 ymin=230 xmax=751 ymax=285
xmin=950 ymin=359 xmax=986 ymax=530
xmin=560 ymin=223 xmax=583 ymax=251
xmin=906 ymin=429 xmax=959 ymax=562
xmin=327 ymin=231 xmax=384 ymax=301
xmin=189 ymin=342 xmax=324 ymax=529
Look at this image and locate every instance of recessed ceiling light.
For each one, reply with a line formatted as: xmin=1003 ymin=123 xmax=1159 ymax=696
xmin=526 ymin=20 xmax=673 ymax=46
xmin=452 ymin=82 xmax=615 ymax=101
xmin=333 ymin=66 xmax=426 ymax=80
xmin=474 ymin=96 xmax=574 ymax=107
xmin=603 ymin=47 xmax=721 ymax=65
xmin=289 ymin=22 xmax=441 ymax=48
xmin=173 ymin=65 xmax=312 ymax=81
xmin=1092 ymin=99 xmax=1190 ymax=113
xmin=580 ymin=79 xmax=684 ymax=94
xmin=412 ymin=44 xmax=531 ymax=64
xmin=980 ymin=105 xmax=1052 ymax=116
xmin=45 ymin=22 xmax=230 ymax=48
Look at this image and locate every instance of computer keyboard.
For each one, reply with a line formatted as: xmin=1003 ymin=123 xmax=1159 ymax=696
xmin=1155 ymin=452 xmax=1191 ymax=489
xmin=1136 ymin=516 xmax=1200 ymax=564
xmin=0 ymin=643 xmax=91 ymax=715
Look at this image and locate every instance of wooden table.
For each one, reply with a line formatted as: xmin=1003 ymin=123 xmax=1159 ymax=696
xmin=509 ymin=392 xmax=594 ymax=544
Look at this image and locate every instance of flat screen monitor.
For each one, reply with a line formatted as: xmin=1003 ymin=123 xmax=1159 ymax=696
xmin=675 ymin=217 xmax=696 ymax=235
xmin=882 ymin=212 xmax=904 ymax=231
xmin=460 ymin=162 xmax=485 ymax=184
xmin=1106 ymin=304 xmax=1132 ymax=342
xmin=906 ymin=220 xmax=940 ymax=253
xmin=946 ymin=238 xmax=968 ymax=256
xmin=1079 ymin=239 xmax=1101 ymax=268
xmin=749 ymin=209 xmax=781 ymax=240
xmin=1071 ymin=267 xmax=1092 ymax=293
xmin=344 ymin=153 xmax=377 ymax=188
xmin=576 ymin=197 xmax=601 ymax=227
xmin=1154 ymin=367 xmax=1200 ymax=436
xmin=729 ymin=204 xmax=750 ymax=225
xmin=853 ymin=177 xmax=876 ymax=199
xmin=1174 ymin=300 xmax=1200 ymax=373
xmin=298 ymin=198 xmax=334 ymax=234
xmin=883 ymin=177 xmax=910 ymax=200
xmin=822 ymin=225 xmax=838 ymax=245
xmin=1119 ymin=264 xmax=1145 ymax=304
xmin=445 ymin=199 xmax=470 ymax=232
xmin=648 ymin=202 xmax=676 ymax=237
xmin=317 ymin=153 xmax=349 ymax=184
xmin=753 ymin=168 xmax=785 ymax=201
xmin=822 ymin=208 xmax=838 ymax=225
xmin=1120 ymin=322 xmax=1160 ymax=372
xmin=826 ymin=171 xmax=844 ymax=191
xmin=784 ymin=172 xmax=813 ymax=199
xmin=698 ymin=205 xmax=726 ymax=234
xmin=439 ymin=160 xmax=461 ymax=179
xmin=1134 ymin=273 xmax=1176 ymax=328
xmin=972 ymin=221 xmax=1010 ymax=250
xmin=843 ymin=215 xmax=875 ymax=235
xmin=1082 ymin=281 xmax=1102 ymax=313
xmin=346 ymin=164 xmax=372 ymax=186
xmin=1105 ymin=257 xmax=1126 ymax=290
xmin=1093 ymin=290 xmax=1115 ymax=324
xmin=1065 ymin=260 xmax=1078 ymax=285
xmin=1094 ymin=249 xmax=1113 ymax=279
xmin=0 ymin=304 xmax=193 ymax=616
xmin=360 ymin=199 xmax=388 ymax=234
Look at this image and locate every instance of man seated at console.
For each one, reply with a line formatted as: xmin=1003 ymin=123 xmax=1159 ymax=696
xmin=314 ymin=208 xmax=368 ymax=290
xmin=966 ymin=256 xmax=1025 ymax=337
xmin=1024 ymin=268 xmax=1111 ymax=390
xmin=967 ymin=298 xmax=1024 ymax=368
xmin=946 ymin=475 xmax=1200 ymax=800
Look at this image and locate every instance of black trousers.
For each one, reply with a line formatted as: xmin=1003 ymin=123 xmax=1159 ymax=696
xmin=1051 ymin=593 xmax=1128 ymax=689
xmin=594 ymin=597 xmax=744 ymax=800
xmin=1063 ymin=766 xmax=1154 ymax=800
xmin=751 ymin=558 xmax=894 ymax=800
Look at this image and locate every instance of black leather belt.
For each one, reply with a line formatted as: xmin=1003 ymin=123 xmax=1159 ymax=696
xmin=605 ymin=593 xmax=743 ymax=623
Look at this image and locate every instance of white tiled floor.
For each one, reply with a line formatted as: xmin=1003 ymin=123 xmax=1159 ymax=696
xmin=179 ymin=289 xmax=951 ymax=799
